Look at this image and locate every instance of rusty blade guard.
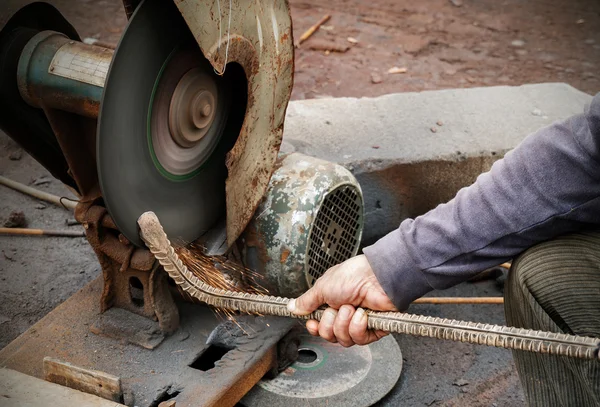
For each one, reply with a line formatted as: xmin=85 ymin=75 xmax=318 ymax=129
xmin=138 ymin=212 xmax=600 ymax=361
xmin=173 ymin=0 xmax=294 ymax=247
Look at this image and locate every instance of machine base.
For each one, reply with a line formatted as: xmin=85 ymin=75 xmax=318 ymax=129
xmin=0 ymin=277 xmax=295 ymax=406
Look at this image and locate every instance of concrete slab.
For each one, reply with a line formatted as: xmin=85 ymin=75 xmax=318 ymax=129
xmin=283 ymin=83 xmax=592 ymax=243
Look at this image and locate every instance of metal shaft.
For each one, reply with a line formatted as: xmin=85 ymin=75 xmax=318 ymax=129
xmin=18 ymin=31 xmax=112 ymax=118
xmin=138 ymin=211 xmax=600 ymax=360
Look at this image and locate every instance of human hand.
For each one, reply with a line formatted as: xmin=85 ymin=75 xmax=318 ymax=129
xmin=287 ymin=254 xmax=396 ymax=347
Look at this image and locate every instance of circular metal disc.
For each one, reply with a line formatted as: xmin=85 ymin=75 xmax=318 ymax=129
xmin=98 ymin=0 xmax=232 ymax=246
xmin=241 ymin=334 xmax=403 ymax=407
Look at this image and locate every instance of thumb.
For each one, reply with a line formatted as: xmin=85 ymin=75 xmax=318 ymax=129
xmin=287 ymin=285 xmax=323 ymax=316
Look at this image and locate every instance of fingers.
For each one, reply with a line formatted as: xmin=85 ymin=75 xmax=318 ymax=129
xmin=306 ymin=306 xmax=387 ymax=347
xmin=306 ymin=320 xmax=319 ymax=336
xmin=318 ymin=308 xmax=338 ymax=342
xmin=333 ymin=304 xmax=356 ymax=347
xmin=288 ymin=284 xmax=324 ymax=316
xmin=349 ymin=308 xmax=389 ymax=345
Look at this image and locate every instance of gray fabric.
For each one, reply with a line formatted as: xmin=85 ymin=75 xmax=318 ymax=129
xmin=363 ymin=92 xmax=600 ymax=311
xmin=504 ymin=232 xmax=600 ymax=407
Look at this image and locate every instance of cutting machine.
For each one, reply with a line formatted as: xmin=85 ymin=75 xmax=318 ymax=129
xmin=5 ymin=3 xmax=596 ymax=407
xmin=1 ymin=0 xmax=364 ymax=322
xmin=0 ymin=1 xmax=367 ymax=405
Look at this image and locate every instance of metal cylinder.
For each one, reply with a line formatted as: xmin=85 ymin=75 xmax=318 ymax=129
xmin=244 ymin=153 xmax=364 ymax=297
xmin=17 ymin=30 xmax=113 ymax=118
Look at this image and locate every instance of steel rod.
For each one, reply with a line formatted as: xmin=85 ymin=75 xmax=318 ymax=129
xmin=0 ymin=227 xmax=85 ymax=237
xmin=138 ymin=211 xmax=600 ymax=360
xmin=0 ymin=176 xmax=77 ymax=210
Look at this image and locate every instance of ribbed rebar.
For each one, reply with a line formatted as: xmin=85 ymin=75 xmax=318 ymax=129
xmin=138 ymin=212 xmax=600 ymax=360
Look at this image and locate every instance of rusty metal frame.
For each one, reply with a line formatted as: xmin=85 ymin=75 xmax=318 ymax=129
xmin=174 ymin=0 xmax=295 ymax=247
xmin=41 ymin=105 xmax=180 ymax=333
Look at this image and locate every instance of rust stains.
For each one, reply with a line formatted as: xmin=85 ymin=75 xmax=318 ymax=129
xmin=173 ymin=0 xmax=294 ymax=250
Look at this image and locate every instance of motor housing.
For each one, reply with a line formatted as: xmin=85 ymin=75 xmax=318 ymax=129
xmin=244 ymin=153 xmax=364 ymax=297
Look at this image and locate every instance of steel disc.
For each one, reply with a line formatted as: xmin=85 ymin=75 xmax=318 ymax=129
xmin=98 ymin=0 xmax=234 ymax=246
xmin=241 ymin=334 xmax=403 ymax=407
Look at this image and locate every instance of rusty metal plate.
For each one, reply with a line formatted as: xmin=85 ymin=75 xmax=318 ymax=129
xmin=173 ymin=0 xmax=294 ymax=247
xmin=0 ymin=277 xmax=295 ymax=407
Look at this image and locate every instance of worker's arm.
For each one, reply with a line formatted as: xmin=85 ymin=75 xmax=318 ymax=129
xmin=289 ymin=92 xmax=600 ymax=345
xmin=364 ymin=92 xmax=600 ymax=311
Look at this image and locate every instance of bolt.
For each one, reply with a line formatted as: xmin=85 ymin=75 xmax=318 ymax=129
xmin=201 ymin=103 xmax=211 ymax=117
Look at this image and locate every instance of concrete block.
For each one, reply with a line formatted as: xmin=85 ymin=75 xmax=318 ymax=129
xmin=282 ymin=83 xmax=592 ymax=244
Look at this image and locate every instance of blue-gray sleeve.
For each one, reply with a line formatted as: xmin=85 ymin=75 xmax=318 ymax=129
xmin=363 ymin=93 xmax=600 ymax=311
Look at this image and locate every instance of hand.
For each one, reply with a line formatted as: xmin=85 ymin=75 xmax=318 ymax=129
xmin=287 ymin=254 xmax=396 ymax=347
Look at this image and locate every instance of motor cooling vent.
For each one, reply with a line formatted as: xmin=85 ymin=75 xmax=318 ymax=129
xmin=306 ymin=184 xmax=363 ymax=286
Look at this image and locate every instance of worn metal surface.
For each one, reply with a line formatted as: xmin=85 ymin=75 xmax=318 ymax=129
xmin=90 ymin=307 xmax=165 ymax=350
xmin=41 ymin=107 xmax=99 ymax=199
xmin=174 ymin=0 xmax=295 ymax=248
xmin=244 ymin=153 xmax=363 ymax=297
xmin=0 ymin=277 xmax=295 ymax=407
xmin=17 ymin=31 xmax=107 ymax=118
xmin=138 ymin=211 xmax=600 ymax=360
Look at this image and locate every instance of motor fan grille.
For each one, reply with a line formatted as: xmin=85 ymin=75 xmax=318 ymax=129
xmin=306 ymin=184 xmax=363 ymax=286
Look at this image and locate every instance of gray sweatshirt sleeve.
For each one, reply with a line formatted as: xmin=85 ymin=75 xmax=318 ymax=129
xmin=363 ymin=93 xmax=600 ymax=311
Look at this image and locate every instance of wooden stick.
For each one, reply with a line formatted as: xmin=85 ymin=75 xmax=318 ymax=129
xmin=0 ymin=227 xmax=85 ymax=237
xmin=413 ymin=297 xmax=504 ymax=304
xmin=297 ymin=14 xmax=331 ymax=47
xmin=0 ymin=175 xmax=77 ymax=210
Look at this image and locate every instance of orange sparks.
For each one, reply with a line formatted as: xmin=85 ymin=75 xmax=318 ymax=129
xmin=174 ymin=243 xmax=268 ymax=320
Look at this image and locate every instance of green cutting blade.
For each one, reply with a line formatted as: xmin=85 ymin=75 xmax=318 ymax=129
xmin=98 ymin=0 xmax=235 ymax=247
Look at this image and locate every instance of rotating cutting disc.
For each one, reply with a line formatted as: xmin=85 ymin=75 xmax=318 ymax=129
xmin=98 ymin=0 xmax=237 ymax=246
xmin=241 ymin=334 xmax=403 ymax=407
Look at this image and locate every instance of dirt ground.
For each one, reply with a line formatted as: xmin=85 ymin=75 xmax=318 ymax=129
xmin=1 ymin=0 xmax=598 ymax=405
xmin=43 ymin=0 xmax=600 ymax=99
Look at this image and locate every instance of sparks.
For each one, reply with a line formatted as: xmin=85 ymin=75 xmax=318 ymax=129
xmin=174 ymin=242 xmax=268 ymax=321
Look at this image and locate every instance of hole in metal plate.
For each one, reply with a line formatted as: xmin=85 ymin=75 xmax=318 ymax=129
xmin=189 ymin=345 xmax=230 ymax=371
xmin=306 ymin=185 xmax=363 ymax=287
